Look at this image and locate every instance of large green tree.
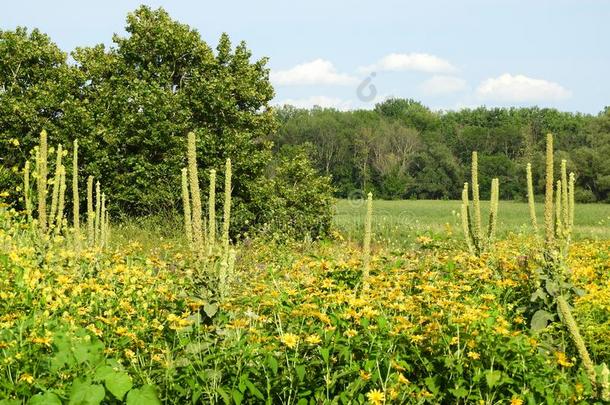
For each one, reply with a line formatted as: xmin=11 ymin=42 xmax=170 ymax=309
xmin=72 ymin=6 xmax=276 ymax=224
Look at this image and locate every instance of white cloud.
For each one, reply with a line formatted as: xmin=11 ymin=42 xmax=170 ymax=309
xmin=420 ymin=75 xmax=467 ymax=95
xmin=476 ymin=74 xmax=571 ymax=102
xmin=359 ymin=53 xmax=457 ymax=74
xmin=274 ymin=96 xmax=353 ymax=110
xmin=271 ymin=59 xmax=357 ymax=86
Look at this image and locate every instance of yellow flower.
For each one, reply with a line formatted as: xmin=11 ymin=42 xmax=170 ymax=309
xmin=280 ymin=333 xmax=299 ymax=349
xmin=344 ymin=329 xmax=358 ymax=338
xmin=19 ymin=373 xmax=34 ymax=384
xmin=397 ymin=372 xmax=410 ymax=384
xmin=366 ymin=389 xmax=385 ymax=405
xmin=305 ymin=334 xmax=321 ymax=345
xmin=359 ymin=369 xmax=371 ymax=381
xmin=467 ymin=351 xmax=480 ymax=360
xmin=555 ymin=352 xmax=573 ymax=367
xmin=510 ymin=398 xmax=523 ymax=405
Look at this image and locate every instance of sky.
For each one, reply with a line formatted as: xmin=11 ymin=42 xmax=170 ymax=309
xmin=3 ymin=0 xmax=609 ymax=114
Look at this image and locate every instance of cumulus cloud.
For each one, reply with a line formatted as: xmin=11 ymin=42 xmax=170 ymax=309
xmin=476 ymin=74 xmax=571 ymax=102
xmin=274 ymin=95 xmax=353 ymax=110
xmin=359 ymin=53 xmax=457 ymax=74
xmin=271 ymin=59 xmax=358 ymax=86
xmin=419 ymin=75 xmax=467 ymax=95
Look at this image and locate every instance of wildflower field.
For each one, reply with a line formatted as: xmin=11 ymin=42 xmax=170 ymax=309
xmin=1 ymin=205 xmax=609 ymax=404
xmin=1 ymin=131 xmax=610 ymax=405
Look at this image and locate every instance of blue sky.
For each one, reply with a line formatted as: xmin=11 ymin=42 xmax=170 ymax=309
xmin=3 ymin=0 xmax=609 ymax=113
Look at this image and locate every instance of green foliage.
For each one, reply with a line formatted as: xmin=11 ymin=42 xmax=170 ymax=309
xmin=0 ymin=7 xmax=276 ymax=232
xmin=251 ymin=145 xmax=334 ymax=240
xmin=274 ymin=103 xmax=610 ymax=203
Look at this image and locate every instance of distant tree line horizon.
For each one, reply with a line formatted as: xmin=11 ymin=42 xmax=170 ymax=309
xmin=272 ymin=99 xmax=610 ymax=203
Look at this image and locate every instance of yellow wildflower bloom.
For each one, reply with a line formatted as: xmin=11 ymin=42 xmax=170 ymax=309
xmin=366 ymin=389 xmax=385 ymax=405
xmin=280 ymin=333 xmax=299 ymax=349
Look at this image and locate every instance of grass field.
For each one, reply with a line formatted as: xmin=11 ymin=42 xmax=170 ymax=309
xmin=334 ymin=199 xmax=610 ymax=247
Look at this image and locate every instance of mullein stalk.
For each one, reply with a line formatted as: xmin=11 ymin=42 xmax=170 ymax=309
xmin=555 ymin=180 xmax=563 ymax=237
xmin=208 ymin=169 xmax=216 ymax=255
xmin=103 ymin=209 xmax=111 ymax=248
xmin=54 ymin=166 xmax=66 ymax=236
xmin=362 ymin=192 xmax=372 ymax=291
xmin=181 ymin=168 xmax=193 ymax=248
xmin=37 ymin=130 xmax=48 ymax=232
xmin=49 ymin=144 xmax=63 ymax=230
xmin=87 ymin=176 xmax=94 ymax=245
xmin=24 ymin=161 xmax=32 ymax=222
xmin=222 ymin=158 xmax=232 ymax=262
xmin=561 ymin=160 xmax=568 ymax=227
xmin=557 ymin=295 xmax=597 ymax=392
xmin=601 ymin=364 xmax=610 ymax=401
xmin=461 ymin=182 xmax=475 ymax=254
xmin=187 ymin=132 xmax=204 ymax=257
xmin=471 ymin=151 xmax=482 ymax=246
xmin=95 ymin=181 xmax=101 ymax=244
xmin=487 ymin=178 xmax=499 ymax=245
xmin=72 ymin=140 xmax=80 ymax=250
xmin=100 ymin=193 xmax=106 ymax=248
xmin=568 ymin=172 xmax=575 ymax=233
xmin=526 ymin=163 xmax=537 ymax=231
xmin=544 ymin=133 xmax=554 ymax=249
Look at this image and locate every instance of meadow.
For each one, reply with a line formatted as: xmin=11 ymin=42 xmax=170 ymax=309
xmin=1 ymin=132 xmax=610 ymax=404
xmin=334 ymin=199 xmax=610 ymax=249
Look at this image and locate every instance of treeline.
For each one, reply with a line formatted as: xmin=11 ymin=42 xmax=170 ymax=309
xmin=273 ymin=99 xmax=610 ymax=202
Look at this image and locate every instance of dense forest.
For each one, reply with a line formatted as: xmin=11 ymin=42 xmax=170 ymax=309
xmin=273 ymin=99 xmax=610 ymax=202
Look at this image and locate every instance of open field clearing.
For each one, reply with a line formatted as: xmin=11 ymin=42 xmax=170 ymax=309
xmin=334 ymin=199 xmax=610 ymax=248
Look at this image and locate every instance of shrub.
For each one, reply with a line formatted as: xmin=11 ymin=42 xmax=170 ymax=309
xmin=251 ymin=146 xmax=334 ymax=240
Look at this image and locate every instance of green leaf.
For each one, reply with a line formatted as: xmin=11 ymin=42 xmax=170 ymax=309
xmin=531 ymin=309 xmax=554 ymax=332
xmin=424 ymin=376 xmax=439 ymax=395
xmin=105 ymin=370 xmax=133 ymax=400
xmin=320 ymin=348 xmax=330 ymax=364
xmin=68 ymin=380 xmax=106 ymax=405
xmin=126 ymin=385 xmax=161 ymax=405
xmin=231 ymin=388 xmax=243 ymax=405
xmin=485 ymin=370 xmax=502 ymax=388
xmin=204 ymin=302 xmax=219 ymax=318
xmin=449 ymin=386 xmax=468 ymax=398
xmin=216 ymin=387 xmax=231 ymax=404
xmin=296 ymin=364 xmax=306 ymax=382
xmin=245 ymin=380 xmax=264 ymax=400
xmin=28 ymin=392 xmax=62 ymax=405
xmin=267 ymin=355 xmax=278 ymax=376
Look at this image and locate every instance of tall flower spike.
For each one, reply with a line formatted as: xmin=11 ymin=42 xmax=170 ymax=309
xmin=72 ymin=140 xmax=80 ymax=250
xmin=95 ymin=181 xmax=101 ymax=244
xmin=187 ymin=132 xmax=203 ymax=256
xmin=561 ymin=160 xmax=568 ymax=227
xmin=557 ymin=295 xmax=597 ymax=392
xmin=181 ymin=168 xmax=193 ymax=248
xmin=544 ymin=133 xmax=554 ymax=249
xmin=526 ymin=163 xmax=537 ymax=231
xmin=37 ymin=130 xmax=48 ymax=232
xmin=208 ymin=169 xmax=216 ymax=255
xmin=49 ymin=144 xmax=63 ymax=229
xmin=24 ymin=161 xmax=32 ymax=222
xmin=54 ymin=166 xmax=66 ymax=236
xmin=87 ymin=176 xmax=94 ymax=245
xmin=222 ymin=158 xmax=232 ymax=262
xmin=362 ymin=192 xmax=373 ymax=292
xmin=100 ymin=193 xmax=106 ymax=248
xmin=555 ymin=180 xmax=563 ymax=238
xmin=471 ymin=151 xmax=481 ymax=245
xmin=461 ymin=182 xmax=474 ymax=254
xmin=568 ymin=172 xmax=575 ymax=232
xmin=487 ymin=178 xmax=499 ymax=245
